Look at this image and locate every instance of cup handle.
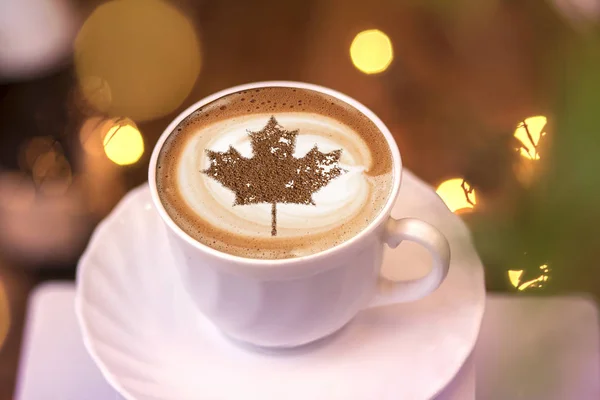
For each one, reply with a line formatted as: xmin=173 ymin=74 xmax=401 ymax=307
xmin=368 ymin=217 xmax=451 ymax=308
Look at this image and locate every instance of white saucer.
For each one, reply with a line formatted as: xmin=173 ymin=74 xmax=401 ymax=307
xmin=76 ymin=170 xmax=485 ymax=400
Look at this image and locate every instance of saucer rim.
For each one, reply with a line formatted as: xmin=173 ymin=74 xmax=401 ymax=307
xmin=75 ymin=185 xmax=149 ymax=400
xmin=75 ymin=172 xmax=485 ymax=400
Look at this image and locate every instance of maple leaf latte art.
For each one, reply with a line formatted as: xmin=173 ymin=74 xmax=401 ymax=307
xmin=156 ymin=86 xmax=393 ymax=259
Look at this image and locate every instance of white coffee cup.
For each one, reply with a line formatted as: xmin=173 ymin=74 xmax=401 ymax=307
xmin=148 ymin=81 xmax=450 ymax=348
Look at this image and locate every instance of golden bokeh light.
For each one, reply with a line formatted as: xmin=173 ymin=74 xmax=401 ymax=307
xmin=436 ymin=178 xmax=476 ymax=213
xmin=78 ymin=118 xmax=128 ymax=216
xmin=80 ymin=117 xmax=115 ymax=156
xmin=508 ymin=270 xmax=523 ymax=288
xmin=508 ymin=264 xmax=550 ymax=291
xmin=350 ymin=29 xmax=394 ymax=74
xmin=75 ymin=0 xmax=201 ymax=121
xmin=103 ymin=121 xmax=144 ymax=166
xmin=514 ymin=116 xmax=547 ymax=160
xmin=79 ymin=76 xmax=112 ymax=113
xmin=18 ymin=137 xmax=73 ymax=196
xmin=32 ymin=151 xmax=72 ymax=196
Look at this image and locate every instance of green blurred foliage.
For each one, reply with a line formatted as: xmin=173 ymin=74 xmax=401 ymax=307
xmin=463 ymin=2 xmax=600 ymax=294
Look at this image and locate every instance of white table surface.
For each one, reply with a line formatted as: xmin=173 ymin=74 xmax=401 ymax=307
xmin=13 ymin=283 xmax=600 ymax=400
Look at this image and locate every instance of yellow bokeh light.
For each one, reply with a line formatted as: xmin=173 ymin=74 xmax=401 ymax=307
xmin=508 ymin=270 xmax=524 ymax=288
xmin=18 ymin=137 xmax=73 ymax=196
xmin=32 ymin=151 xmax=73 ymax=196
xmin=75 ymin=0 xmax=201 ymax=121
xmin=79 ymin=76 xmax=112 ymax=113
xmin=508 ymin=265 xmax=550 ymax=291
xmin=80 ymin=117 xmax=114 ymax=156
xmin=514 ymin=116 xmax=547 ymax=160
xmin=350 ymin=29 xmax=393 ymax=74
xmin=436 ymin=178 xmax=476 ymax=213
xmin=103 ymin=122 xmax=144 ymax=165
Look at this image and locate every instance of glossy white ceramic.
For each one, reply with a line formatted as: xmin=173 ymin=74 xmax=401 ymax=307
xmin=76 ymin=170 xmax=485 ymax=400
xmin=149 ymin=81 xmax=451 ymax=348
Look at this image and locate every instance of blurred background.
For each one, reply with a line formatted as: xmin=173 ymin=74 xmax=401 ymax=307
xmin=1 ymin=0 xmax=600 ymax=396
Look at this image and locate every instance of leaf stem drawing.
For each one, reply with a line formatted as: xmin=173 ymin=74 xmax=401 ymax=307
xmin=271 ymin=202 xmax=277 ymax=236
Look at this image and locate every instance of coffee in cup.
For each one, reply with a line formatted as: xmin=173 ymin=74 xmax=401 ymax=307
xmin=156 ymin=86 xmax=394 ymax=259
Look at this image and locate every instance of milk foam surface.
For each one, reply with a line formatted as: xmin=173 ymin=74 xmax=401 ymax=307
xmin=156 ymin=87 xmax=393 ymax=259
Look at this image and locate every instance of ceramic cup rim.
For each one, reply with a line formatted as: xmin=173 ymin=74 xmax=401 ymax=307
xmin=148 ymin=81 xmax=402 ymax=268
